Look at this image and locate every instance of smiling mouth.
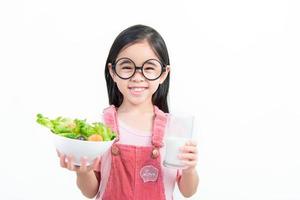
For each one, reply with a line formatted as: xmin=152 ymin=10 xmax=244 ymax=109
xmin=128 ymin=86 xmax=148 ymax=94
xmin=129 ymin=87 xmax=146 ymax=91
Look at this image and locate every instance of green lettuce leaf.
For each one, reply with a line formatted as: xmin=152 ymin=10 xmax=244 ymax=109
xmin=36 ymin=113 xmax=116 ymax=141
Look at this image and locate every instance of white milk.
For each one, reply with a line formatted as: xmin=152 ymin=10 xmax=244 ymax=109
xmin=163 ymin=136 xmax=189 ymax=169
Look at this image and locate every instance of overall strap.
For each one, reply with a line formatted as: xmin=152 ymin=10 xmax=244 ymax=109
xmin=152 ymin=106 xmax=168 ymax=148
xmin=103 ymin=105 xmax=120 ymax=142
xmin=102 ymin=105 xmax=168 ymax=148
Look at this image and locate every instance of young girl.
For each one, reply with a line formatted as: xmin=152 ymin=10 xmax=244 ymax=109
xmin=58 ymin=24 xmax=199 ymax=200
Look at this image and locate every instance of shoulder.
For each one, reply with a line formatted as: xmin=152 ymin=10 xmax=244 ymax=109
xmin=154 ymin=106 xmax=169 ymax=118
xmin=103 ymin=105 xmax=116 ymax=113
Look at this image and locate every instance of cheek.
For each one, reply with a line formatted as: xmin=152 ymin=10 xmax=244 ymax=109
xmin=115 ymin=80 xmax=127 ymax=94
xmin=149 ymin=82 xmax=160 ymax=93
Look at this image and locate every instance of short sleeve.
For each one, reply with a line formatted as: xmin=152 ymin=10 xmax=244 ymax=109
xmin=176 ymin=169 xmax=182 ymax=182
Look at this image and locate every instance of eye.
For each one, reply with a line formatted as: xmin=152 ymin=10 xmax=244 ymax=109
xmin=144 ymin=67 xmax=155 ymax=70
xmin=144 ymin=60 xmax=161 ymax=71
xmin=121 ymin=66 xmax=133 ymax=70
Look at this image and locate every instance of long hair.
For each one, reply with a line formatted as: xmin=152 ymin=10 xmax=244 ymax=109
xmin=104 ymin=24 xmax=170 ymax=113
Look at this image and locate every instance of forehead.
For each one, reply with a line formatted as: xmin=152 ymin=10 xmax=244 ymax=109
xmin=116 ymin=40 xmax=159 ymax=65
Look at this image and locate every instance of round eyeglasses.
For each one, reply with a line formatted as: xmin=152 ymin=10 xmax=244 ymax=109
xmin=112 ymin=57 xmax=166 ymax=81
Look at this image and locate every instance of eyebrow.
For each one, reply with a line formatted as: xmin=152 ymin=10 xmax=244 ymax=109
xmin=119 ymin=60 xmax=132 ymax=65
xmin=145 ymin=60 xmax=159 ymax=66
xmin=116 ymin=58 xmax=160 ymax=66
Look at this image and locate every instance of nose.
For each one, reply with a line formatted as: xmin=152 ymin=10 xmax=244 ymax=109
xmin=130 ymin=68 xmax=145 ymax=81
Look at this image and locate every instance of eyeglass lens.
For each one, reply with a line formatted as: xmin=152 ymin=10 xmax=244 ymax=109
xmin=114 ymin=58 xmax=163 ymax=80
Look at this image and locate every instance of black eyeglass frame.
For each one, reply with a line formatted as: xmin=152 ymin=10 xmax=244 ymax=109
xmin=112 ymin=57 xmax=167 ymax=81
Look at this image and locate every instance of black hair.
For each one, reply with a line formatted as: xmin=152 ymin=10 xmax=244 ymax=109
xmin=104 ymin=24 xmax=170 ymax=113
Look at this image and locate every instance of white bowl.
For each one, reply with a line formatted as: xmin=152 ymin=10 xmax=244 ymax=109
xmin=52 ymin=133 xmax=114 ymax=166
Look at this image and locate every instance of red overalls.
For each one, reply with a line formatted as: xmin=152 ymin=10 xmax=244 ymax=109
xmin=99 ymin=105 xmax=168 ymax=200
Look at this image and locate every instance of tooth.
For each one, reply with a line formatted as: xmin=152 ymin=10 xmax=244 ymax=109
xmin=131 ymin=87 xmax=144 ymax=92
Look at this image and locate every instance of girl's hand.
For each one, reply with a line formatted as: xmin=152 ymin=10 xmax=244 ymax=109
xmin=178 ymin=140 xmax=198 ymax=173
xmin=56 ymin=150 xmax=100 ymax=174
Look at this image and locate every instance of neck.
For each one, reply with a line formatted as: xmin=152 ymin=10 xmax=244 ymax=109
xmin=118 ymin=100 xmax=154 ymax=115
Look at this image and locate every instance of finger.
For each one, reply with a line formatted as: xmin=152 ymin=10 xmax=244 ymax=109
xmin=178 ymin=153 xmax=198 ymax=161
xmin=185 ymin=140 xmax=198 ymax=146
xmin=66 ymin=155 xmax=74 ymax=171
xmin=60 ymin=154 xmax=67 ymax=168
xmin=79 ymin=157 xmax=88 ymax=173
xmin=180 ymin=146 xmax=198 ymax=154
xmin=89 ymin=156 xmax=100 ymax=171
xmin=181 ymin=160 xmax=197 ymax=167
xmin=93 ymin=156 xmax=100 ymax=166
xmin=87 ymin=162 xmax=94 ymax=171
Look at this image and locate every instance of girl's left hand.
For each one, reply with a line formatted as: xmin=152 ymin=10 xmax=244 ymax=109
xmin=178 ymin=140 xmax=198 ymax=172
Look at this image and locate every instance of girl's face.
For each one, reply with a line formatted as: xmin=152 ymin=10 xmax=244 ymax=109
xmin=108 ymin=40 xmax=169 ymax=107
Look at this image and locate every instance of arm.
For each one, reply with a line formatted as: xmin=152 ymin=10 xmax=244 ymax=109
xmin=76 ymin=171 xmax=100 ymax=198
xmin=58 ymin=152 xmax=101 ymax=199
xmin=178 ymin=168 xmax=199 ymax=197
xmin=177 ymin=140 xmax=199 ymax=197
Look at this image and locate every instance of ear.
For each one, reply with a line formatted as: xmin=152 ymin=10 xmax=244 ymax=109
xmin=108 ymin=63 xmax=116 ymax=81
xmin=159 ymin=65 xmax=170 ymax=84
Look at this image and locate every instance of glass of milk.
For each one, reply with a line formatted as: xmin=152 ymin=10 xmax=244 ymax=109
xmin=163 ymin=114 xmax=194 ymax=169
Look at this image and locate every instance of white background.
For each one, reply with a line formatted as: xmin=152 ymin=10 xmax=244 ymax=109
xmin=1 ymin=0 xmax=300 ymax=199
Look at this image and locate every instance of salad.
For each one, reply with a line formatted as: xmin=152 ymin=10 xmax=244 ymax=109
xmin=36 ymin=114 xmax=116 ymax=141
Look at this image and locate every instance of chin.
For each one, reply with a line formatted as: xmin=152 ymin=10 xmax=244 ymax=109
xmin=126 ymin=95 xmax=152 ymax=106
xmin=128 ymin=98 xmax=148 ymax=105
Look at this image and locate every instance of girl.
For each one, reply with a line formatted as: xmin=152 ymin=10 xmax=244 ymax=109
xmin=58 ymin=24 xmax=199 ymax=200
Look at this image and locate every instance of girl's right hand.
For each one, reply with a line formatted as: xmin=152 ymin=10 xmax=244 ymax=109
xmin=57 ymin=150 xmax=100 ymax=174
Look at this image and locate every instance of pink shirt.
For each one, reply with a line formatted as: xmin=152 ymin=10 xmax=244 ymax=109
xmin=94 ymin=118 xmax=181 ymax=200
